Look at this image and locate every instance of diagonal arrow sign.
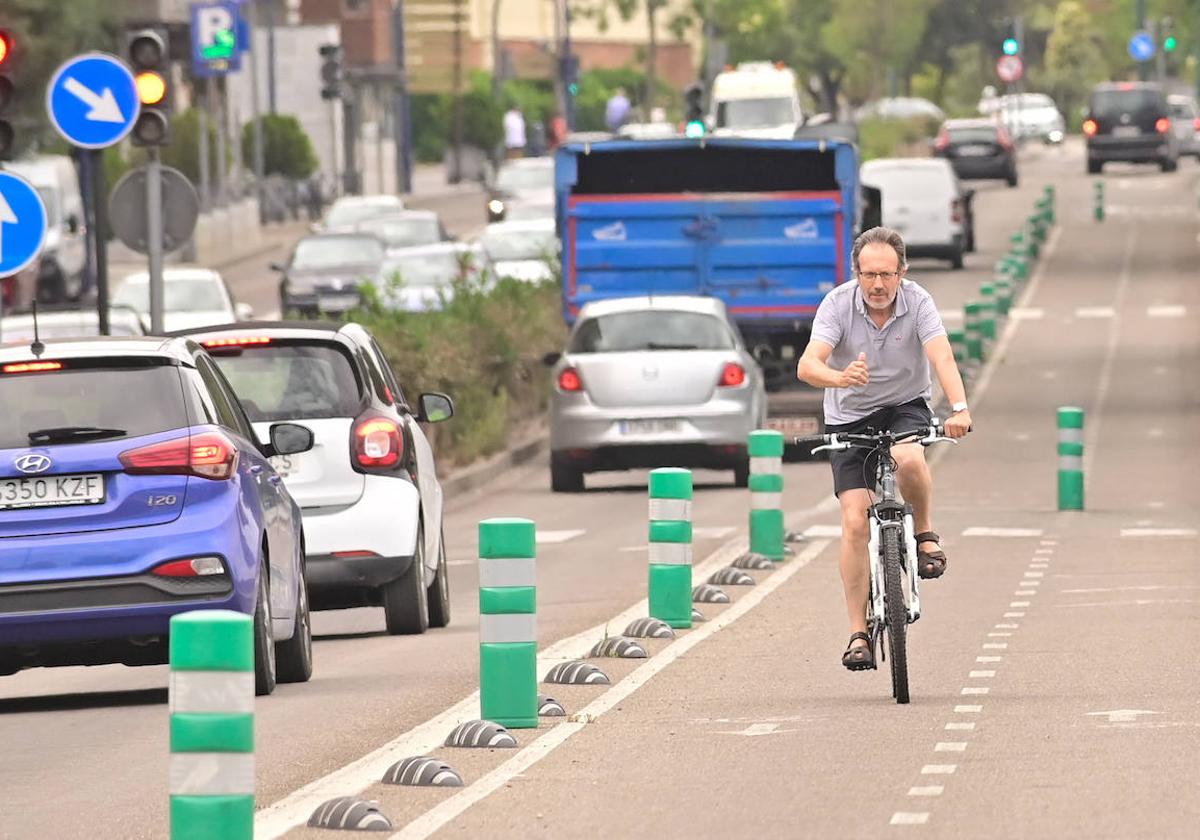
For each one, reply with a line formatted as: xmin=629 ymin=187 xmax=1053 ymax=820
xmin=1086 ymin=709 xmax=1158 ymax=723
xmin=0 ymin=189 xmax=16 ymax=264
xmin=63 ymin=76 xmax=126 ymax=123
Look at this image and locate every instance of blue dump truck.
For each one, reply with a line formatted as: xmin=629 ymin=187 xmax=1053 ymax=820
xmin=554 ymin=136 xmax=879 ymax=443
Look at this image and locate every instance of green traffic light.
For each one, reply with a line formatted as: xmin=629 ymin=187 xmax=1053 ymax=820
xmin=1164 ymin=35 xmax=1178 ymax=52
xmin=685 ymin=120 xmax=706 ymax=138
xmin=1002 ymin=37 xmax=1020 ymax=56
xmin=568 ymin=82 xmax=579 ymax=96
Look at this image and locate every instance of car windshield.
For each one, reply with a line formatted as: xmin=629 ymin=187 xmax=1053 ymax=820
xmin=496 ymin=164 xmax=553 ymax=193
xmin=360 ymin=217 xmax=441 ymax=248
xmin=381 ymin=251 xmax=469 ymax=287
xmin=569 ymin=310 xmax=736 ymax=353
xmin=325 ymin=201 xmax=400 ymax=229
xmin=292 ymin=237 xmax=384 ymax=270
xmin=716 ymin=98 xmax=795 ymax=128
xmin=0 ymin=361 xmax=187 ymax=450
xmin=948 ymin=127 xmax=998 ymax=144
xmin=114 ymin=277 xmax=227 ymax=313
xmin=1091 ymin=88 xmax=1162 ymax=114
xmin=211 ymin=342 xmax=363 ymax=422
xmin=481 ymin=228 xmax=557 ymax=261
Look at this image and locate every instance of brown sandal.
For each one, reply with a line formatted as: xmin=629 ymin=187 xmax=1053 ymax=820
xmin=915 ymin=531 xmax=948 ymax=579
xmin=842 ymin=631 xmax=874 ymax=671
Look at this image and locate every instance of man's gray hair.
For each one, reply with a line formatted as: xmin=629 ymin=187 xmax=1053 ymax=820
xmin=852 ymin=226 xmax=907 ymax=272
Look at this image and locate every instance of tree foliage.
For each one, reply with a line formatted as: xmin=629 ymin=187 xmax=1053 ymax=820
xmin=240 ymin=114 xmax=318 ymax=180
xmin=1044 ymin=1 xmax=1106 ymax=121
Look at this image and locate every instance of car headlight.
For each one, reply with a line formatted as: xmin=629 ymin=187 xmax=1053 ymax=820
xmin=488 ymin=199 xmax=505 ymax=215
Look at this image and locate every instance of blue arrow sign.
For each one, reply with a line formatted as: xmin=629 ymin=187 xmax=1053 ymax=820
xmin=0 ymin=172 xmax=48 ymax=278
xmin=192 ymin=2 xmax=244 ymax=77
xmin=45 ymin=53 xmax=140 ymax=149
xmin=1128 ymin=31 xmax=1156 ymax=63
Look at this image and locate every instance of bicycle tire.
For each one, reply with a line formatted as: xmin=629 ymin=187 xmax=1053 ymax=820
xmin=882 ymin=525 xmax=910 ymax=704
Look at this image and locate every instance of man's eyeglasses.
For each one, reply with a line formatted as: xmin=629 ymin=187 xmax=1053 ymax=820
xmin=858 ymin=271 xmax=901 ymax=282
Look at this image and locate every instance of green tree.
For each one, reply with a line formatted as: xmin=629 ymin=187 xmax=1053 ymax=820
xmin=823 ymin=0 xmax=936 ymax=103
xmin=240 ymin=114 xmax=318 ymax=179
xmin=1044 ymin=1 xmax=1106 ymax=122
xmin=160 ymin=109 xmax=221 ymax=187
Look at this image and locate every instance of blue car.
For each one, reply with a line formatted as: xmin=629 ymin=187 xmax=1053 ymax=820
xmin=0 ymin=337 xmax=315 ymax=695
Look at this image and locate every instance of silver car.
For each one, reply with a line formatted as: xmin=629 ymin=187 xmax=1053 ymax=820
xmin=546 ymin=296 xmax=767 ymax=492
xmin=1167 ymin=95 xmax=1200 ymax=159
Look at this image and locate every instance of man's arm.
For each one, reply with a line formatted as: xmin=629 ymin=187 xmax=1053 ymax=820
xmin=924 ymin=335 xmax=972 ymax=437
xmin=797 ymin=339 xmax=868 ymax=389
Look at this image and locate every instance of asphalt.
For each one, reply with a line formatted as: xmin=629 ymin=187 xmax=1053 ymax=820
xmin=2 ymin=140 xmax=1196 ymax=840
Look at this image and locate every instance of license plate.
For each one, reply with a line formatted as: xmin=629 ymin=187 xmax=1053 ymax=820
xmin=1112 ymin=126 xmax=1140 ymax=137
xmin=766 ymin=416 xmax=820 ymax=437
xmin=957 ymin=145 xmax=992 ymax=156
xmin=617 ymin=419 xmax=682 ymax=435
xmin=0 ymin=473 xmax=105 ymax=510
xmin=318 ymin=294 xmax=359 ymax=311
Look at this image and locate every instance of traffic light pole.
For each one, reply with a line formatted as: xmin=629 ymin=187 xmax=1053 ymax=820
xmin=146 ymin=149 xmax=164 ymax=334
xmin=198 ymin=78 xmax=211 ymax=213
xmin=1136 ymin=0 xmax=1148 ymax=81
xmin=91 ymin=148 xmax=110 ymax=336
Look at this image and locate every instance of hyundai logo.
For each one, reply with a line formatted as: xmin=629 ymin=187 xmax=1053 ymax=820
xmin=15 ymin=454 xmax=52 ymax=475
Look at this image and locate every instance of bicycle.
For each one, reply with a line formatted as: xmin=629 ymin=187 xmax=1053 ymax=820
xmin=796 ymin=423 xmax=958 ymax=704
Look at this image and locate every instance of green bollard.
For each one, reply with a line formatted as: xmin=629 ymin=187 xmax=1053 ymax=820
xmin=1057 ymin=408 xmax=1085 ymax=511
xmin=1044 ymin=185 xmax=1056 ymax=222
xmin=964 ymin=302 xmax=985 ymax=362
xmin=169 ymin=610 xmax=255 ymax=840
xmin=1025 ymin=223 xmax=1041 ymax=258
xmin=993 ymin=276 xmax=1013 ymax=316
xmin=478 ymin=518 xmax=538 ymax=728
xmin=978 ymin=284 xmax=998 ymax=340
xmin=747 ymin=430 xmax=786 ymax=561
xmin=1093 ymin=181 xmax=1105 ymax=222
xmin=648 ymin=468 xmax=694 ymax=629
xmin=1007 ymin=250 xmax=1029 ymax=281
xmin=948 ymin=329 xmax=968 ymax=365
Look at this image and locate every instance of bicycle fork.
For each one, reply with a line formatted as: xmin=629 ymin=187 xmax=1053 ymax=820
xmin=867 ymin=511 xmax=923 ymax=627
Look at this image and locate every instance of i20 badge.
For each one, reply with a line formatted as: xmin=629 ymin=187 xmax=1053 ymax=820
xmin=15 ymin=454 xmax=53 ymax=475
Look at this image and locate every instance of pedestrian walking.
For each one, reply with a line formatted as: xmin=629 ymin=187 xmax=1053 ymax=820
xmin=605 ymin=87 xmax=631 ymax=132
xmin=504 ymin=105 xmax=527 ymax=160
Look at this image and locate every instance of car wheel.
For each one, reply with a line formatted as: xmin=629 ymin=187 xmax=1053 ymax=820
xmin=427 ymin=528 xmax=451 ymax=629
xmin=1161 ymin=157 xmax=1177 ymax=173
xmin=382 ymin=523 xmax=429 ymax=635
xmin=949 ymin=248 xmax=965 ymax=270
xmin=274 ymin=562 xmax=313 ymax=684
xmin=733 ymin=459 xmax=750 ymax=488
xmin=1087 ymin=159 xmax=1102 ymax=175
xmin=550 ymin=452 xmax=584 ymax=493
xmin=253 ymin=561 xmax=277 ymax=696
xmin=1006 ymin=172 xmax=1018 ymax=188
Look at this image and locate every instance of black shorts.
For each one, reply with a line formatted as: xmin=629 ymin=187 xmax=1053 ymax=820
xmin=826 ymin=398 xmax=933 ymax=496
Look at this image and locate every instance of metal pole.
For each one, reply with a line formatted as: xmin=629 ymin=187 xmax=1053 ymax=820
xmin=147 ymin=151 xmax=165 ymax=335
xmin=342 ymin=88 xmax=359 ymax=195
xmin=199 ymin=77 xmax=211 ymax=213
xmin=216 ymin=77 xmax=228 ymax=207
xmin=1153 ymin=19 xmax=1165 ymax=82
xmin=563 ymin=0 xmax=576 ymax=131
xmin=451 ymin=0 xmax=464 ymax=183
xmin=92 ymin=148 xmax=110 ymax=336
xmin=247 ymin=1 xmax=266 ymax=220
xmin=1136 ymin=0 xmax=1149 ymax=82
xmin=266 ymin=0 xmax=278 ymax=114
xmin=75 ymin=148 xmax=96 ymax=300
xmin=391 ymin=0 xmax=413 ymax=194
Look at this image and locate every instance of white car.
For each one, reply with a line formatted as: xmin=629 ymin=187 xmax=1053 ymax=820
xmin=982 ymin=92 xmax=1065 ymax=144
xmin=317 ymin=194 xmax=405 ymax=232
xmin=0 ymin=305 xmax=146 ymax=342
xmin=860 ymin=158 xmax=971 ymax=270
xmin=3 ymin=155 xmax=87 ymax=302
xmin=478 ymin=218 xmax=558 ymax=284
xmin=183 ymin=322 xmax=454 ymax=634
xmin=377 ymin=242 xmax=490 ymax=312
xmin=114 ymin=267 xmax=253 ymax=332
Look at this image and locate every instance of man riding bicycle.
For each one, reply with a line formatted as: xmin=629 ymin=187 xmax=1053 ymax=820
xmin=797 ymin=226 xmax=972 ymax=671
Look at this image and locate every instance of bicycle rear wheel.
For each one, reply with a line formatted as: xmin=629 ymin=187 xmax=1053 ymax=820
xmin=882 ymin=526 xmax=910 ymax=704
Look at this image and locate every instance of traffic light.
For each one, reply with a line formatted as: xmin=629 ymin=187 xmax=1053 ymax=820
xmin=127 ymin=27 xmax=171 ymax=146
xmin=1162 ymin=17 xmax=1177 ymax=52
xmin=1002 ymin=36 xmax=1020 ymax=56
xmin=319 ymin=44 xmax=342 ymax=100
xmin=684 ymin=82 xmax=705 ymax=138
xmin=0 ymin=28 xmax=15 ymax=159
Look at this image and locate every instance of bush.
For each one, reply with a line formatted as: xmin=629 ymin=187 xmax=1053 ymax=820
xmin=857 ymin=116 xmax=939 ymax=161
xmin=240 ymin=114 xmax=318 ymax=179
xmin=159 ymin=108 xmax=221 ymax=187
xmin=352 ymin=270 xmax=566 ymax=466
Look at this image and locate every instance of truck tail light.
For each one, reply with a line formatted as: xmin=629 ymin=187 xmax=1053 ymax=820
xmin=558 ymin=367 xmax=583 ymax=392
xmin=719 ymin=362 xmax=746 ymax=387
xmin=353 ymin=416 xmax=404 ymax=469
xmin=1193 ymin=117 xmax=1200 ymax=131
xmin=1082 ymin=119 xmax=1098 ymax=137
xmin=119 ymin=431 xmax=238 ymax=480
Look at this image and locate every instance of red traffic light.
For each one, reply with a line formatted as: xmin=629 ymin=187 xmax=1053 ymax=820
xmin=0 ymin=30 xmax=12 ymax=66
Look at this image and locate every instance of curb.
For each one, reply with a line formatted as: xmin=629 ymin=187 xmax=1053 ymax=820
xmin=441 ymin=431 xmax=549 ymax=501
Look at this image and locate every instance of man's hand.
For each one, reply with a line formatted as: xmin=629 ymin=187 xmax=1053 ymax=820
xmin=945 ymin=409 xmax=972 ymax=439
xmin=839 ymin=352 xmax=870 ymax=388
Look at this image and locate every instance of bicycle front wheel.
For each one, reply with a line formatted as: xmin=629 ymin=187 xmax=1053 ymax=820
xmin=882 ymin=526 xmax=910 ymax=704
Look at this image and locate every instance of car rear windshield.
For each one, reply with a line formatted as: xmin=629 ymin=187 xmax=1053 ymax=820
xmin=569 ymin=311 xmax=736 ymax=353
xmin=210 ymin=341 xmax=364 ymax=422
xmin=1091 ymin=88 xmax=1164 ymax=114
xmin=948 ymin=127 xmax=998 ymax=144
xmin=0 ymin=359 xmax=187 ymax=450
xmin=292 ymin=236 xmax=384 ymax=270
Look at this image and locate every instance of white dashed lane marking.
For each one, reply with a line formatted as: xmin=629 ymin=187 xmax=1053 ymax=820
xmin=908 ymin=786 xmax=945 ymax=796
xmin=1075 ymin=306 xmax=1114 ymax=319
xmin=537 ymin=529 xmax=586 ymax=544
xmin=935 ymin=742 xmax=968 ymax=752
xmin=961 ymin=687 xmax=990 ymax=695
xmin=891 ymin=812 xmax=930 ymax=825
xmin=1120 ymin=528 xmax=1197 ymax=538
xmin=961 ymin=527 xmax=1044 ymax=538
xmin=1147 ymin=304 xmax=1185 ymax=318
xmin=921 ymin=765 xmax=957 ymax=775
xmin=945 ymin=722 xmax=976 ymax=731
xmin=969 ymin=671 xmax=996 ymax=678
xmin=955 ymin=705 xmax=983 ymax=713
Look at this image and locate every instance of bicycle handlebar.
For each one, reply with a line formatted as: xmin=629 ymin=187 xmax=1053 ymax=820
xmin=794 ymin=422 xmax=961 ymax=455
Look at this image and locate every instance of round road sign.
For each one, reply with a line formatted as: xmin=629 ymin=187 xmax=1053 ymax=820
xmin=996 ymin=55 xmax=1024 ymax=84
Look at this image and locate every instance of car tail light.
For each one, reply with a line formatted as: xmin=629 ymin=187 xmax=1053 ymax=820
xmin=1082 ymin=119 xmax=1098 ymax=137
xmin=202 ymin=337 xmax=272 ymax=348
xmin=950 ymin=199 xmax=963 ymax=224
xmin=152 ymin=557 xmax=225 ymax=577
xmin=353 ymin=415 xmax=403 ymax=469
xmin=558 ymin=367 xmax=583 ymax=392
xmin=3 ymin=361 xmax=63 ymax=374
xmin=933 ymin=130 xmax=949 ymax=152
xmin=719 ymin=362 xmax=746 ymax=388
xmin=1155 ymin=117 xmax=1170 ymax=134
xmin=1193 ymin=117 xmax=1200 ymax=131
xmin=119 ymin=431 xmax=238 ymax=480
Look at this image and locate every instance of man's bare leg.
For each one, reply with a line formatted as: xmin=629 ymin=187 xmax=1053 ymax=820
xmin=839 ymin=489 xmax=873 ymax=653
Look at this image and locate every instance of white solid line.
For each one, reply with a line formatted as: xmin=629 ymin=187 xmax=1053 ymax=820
xmin=1075 ymin=306 xmax=1115 ymax=319
xmin=693 ymin=526 xmax=737 ymax=540
xmin=255 ymin=527 xmax=791 ymax=838
xmin=935 ymin=742 xmax=968 ymax=752
xmin=945 ymin=722 xmax=976 ymax=731
xmin=969 ymin=671 xmax=996 ymax=678
xmin=954 ymin=705 xmax=983 ymax=713
xmin=1010 ymin=307 xmax=1045 ymax=320
xmin=536 ymin=529 xmax=586 ymax=544
xmin=1120 ymin=528 xmax=1197 ymax=538
xmin=921 ymin=764 xmax=957 ymax=775
xmin=961 ymin=527 xmax=1044 ymax=538
xmin=890 ymin=812 xmax=930 ymax=826
xmin=1147 ymin=304 xmax=1185 ymax=318
xmin=1003 ymin=612 xmax=1026 ymax=618
xmin=1010 ymin=601 xmax=1031 ymax=607
xmin=961 ymin=687 xmax=990 ymax=695
xmin=908 ymin=786 xmax=945 ymax=796
xmin=388 ymin=540 xmax=831 ymax=840
xmin=976 ymin=656 xmax=1002 ymax=663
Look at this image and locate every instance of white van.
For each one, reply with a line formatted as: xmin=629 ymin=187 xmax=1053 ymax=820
xmin=860 ymin=158 xmax=972 ymax=270
xmin=2 ymin=156 xmax=87 ymax=302
xmin=710 ymin=62 xmax=805 ymax=139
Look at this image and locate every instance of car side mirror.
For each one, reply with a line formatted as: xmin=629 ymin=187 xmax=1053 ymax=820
xmin=417 ymin=392 xmax=454 ymax=423
xmin=269 ymin=261 xmax=286 ymax=272
xmin=269 ymin=422 xmax=314 ymax=456
xmin=542 ymin=351 xmax=562 ymax=367
xmin=235 ymin=302 xmax=255 ymax=321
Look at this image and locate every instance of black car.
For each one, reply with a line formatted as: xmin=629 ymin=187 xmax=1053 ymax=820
xmin=933 ymin=119 xmax=1018 ymax=187
xmin=272 ymin=233 xmax=385 ymax=317
xmin=1084 ymin=82 xmax=1178 ymax=174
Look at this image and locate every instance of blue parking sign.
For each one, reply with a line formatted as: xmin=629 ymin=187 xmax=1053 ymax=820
xmin=192 ymin=2 xmax=243 ymax=77
xmin=0 ymin=172 xmax=48 ymax=278
xmin=46 ymin=53 xmax=140 ymax=149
